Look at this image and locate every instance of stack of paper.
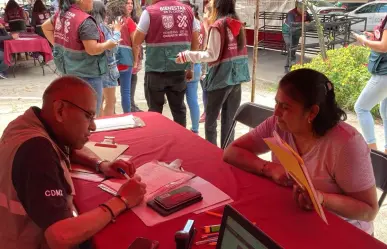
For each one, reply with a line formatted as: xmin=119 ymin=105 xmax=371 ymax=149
xmin=264 ymin=131 xmax=328 ymax=224
xmin=98 ymin=161 xmax=233 ymax=226
xmin=70 ymin=164 xmax=105 ymax=182
xmin=94 ymin=115 xmax=145 ymax=132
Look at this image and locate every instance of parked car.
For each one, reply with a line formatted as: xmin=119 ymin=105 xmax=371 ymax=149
xmin=309 ymin=0 xmax=346 ymax=14
xmin=348 ymin=1 xmax=387 ymax=31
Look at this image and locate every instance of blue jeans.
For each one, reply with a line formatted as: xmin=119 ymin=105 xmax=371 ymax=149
xmin=119 ymin=67 xmax=133 ymax=113
xmin=186 ymin=80 xmax=200 ymax=133
xmin=0 ymin=51 xmax=9 ymax=72
xmin=79 ymin=76 xmax=103 ymax=115
xmin=354 ymin=74 xmax=387 ymax=149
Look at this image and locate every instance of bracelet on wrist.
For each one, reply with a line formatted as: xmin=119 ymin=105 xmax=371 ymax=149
xmin=116 ymin=195 xmax=129 ymax=210
xmin=96 ymin=160 xmax=109 ymax=173
xmin=99 ymin=203 xmax=116 ymax=223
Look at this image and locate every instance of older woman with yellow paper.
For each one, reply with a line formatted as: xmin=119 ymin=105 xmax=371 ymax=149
xmin=223 ymin=69 xmax=378 ymax=234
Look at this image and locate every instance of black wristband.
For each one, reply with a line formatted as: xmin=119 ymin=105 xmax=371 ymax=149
xmin=99 ymin=203 xmax=116 ymax=223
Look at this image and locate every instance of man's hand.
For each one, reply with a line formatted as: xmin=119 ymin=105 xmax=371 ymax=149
xmin=293 ymin=185 xmax=324 ymax=210
xmin=185 ymin=69 xmax=193 ymax=82
xmin=100 ymin=159 xmax=136 ymax=179
xmin=118 ymin=175 xmax=147 ymax=208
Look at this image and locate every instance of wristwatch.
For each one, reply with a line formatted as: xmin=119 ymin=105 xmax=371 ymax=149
xmin=96 ymin=160 xmax=108 ymax=173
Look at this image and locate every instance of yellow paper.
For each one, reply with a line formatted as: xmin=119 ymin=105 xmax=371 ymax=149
xmin=264 ymin=134 xmax=328 ymax=224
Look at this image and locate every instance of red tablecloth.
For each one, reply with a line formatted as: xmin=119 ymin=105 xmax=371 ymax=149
xmin=3 ymin=34 xmax=53 ymax=66
xmin=73 ymin=112 xmax=387 ymax=249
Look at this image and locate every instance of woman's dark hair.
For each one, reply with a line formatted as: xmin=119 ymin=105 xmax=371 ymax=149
xmin=33 ymin=0 xmax=47 ymax=13
xmin=211 ymin=0 xmax=246 ymax=51
xmin=129 ymin=0 xmax=139 ymax=23
xmin=279 ymin=68 xmax=347 ymax=136
xmin=5 ymin=0 xmax=20 ymax=12
xmin=106 ymin=0 xmax=127 ymax=24
xmin=91 ymin=0 xmax=106 ymax=24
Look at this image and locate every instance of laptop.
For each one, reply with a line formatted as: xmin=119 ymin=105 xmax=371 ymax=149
xmin=216 ymin=205 xmax=283 ymax=249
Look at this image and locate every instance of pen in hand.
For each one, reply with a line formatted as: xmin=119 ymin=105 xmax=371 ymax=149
xmin=117 ymin=168 xmax=131 ymax=180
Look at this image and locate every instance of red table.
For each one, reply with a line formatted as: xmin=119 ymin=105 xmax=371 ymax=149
xmin=73 ymin=112 xmax=387 ymax=249
xmin=3 ymin=33 xmax=53 ymax=66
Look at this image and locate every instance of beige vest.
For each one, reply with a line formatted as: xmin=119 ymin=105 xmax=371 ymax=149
xmin=0 ymin=108 xmax=75 ymax=249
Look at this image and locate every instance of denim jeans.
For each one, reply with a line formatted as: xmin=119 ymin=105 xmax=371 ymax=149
xmin=119 ymin=67 xmax=133 ymax=113
xmin=79 ymin=76 xmax=103 ymax=115
xmin=0 ymin=51 xmax=9 ymax=72
xmin=283 ymin=34 xmax=300 ymax=72
xmin=354 ymin=74 xmax=387 ymax=149
xmin=186 ymin=81 xmax=200 ymax=133
xmin=186 ymin=64 xmax=201 ymax=133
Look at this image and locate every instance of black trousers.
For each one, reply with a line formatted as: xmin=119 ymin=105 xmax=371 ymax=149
xmin=145 ymin=71 xmax=187 ymax=127
xmin=205 ymin=84 xmax=241 ymax=147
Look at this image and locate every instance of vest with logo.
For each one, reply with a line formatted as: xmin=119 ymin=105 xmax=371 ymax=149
xmin=6 ymin=7 xmax=24 ymax=22
xmin=53 ymin=5 xmax=107 ymax=78
xmin=116 ymin=18 xmax=134 ymax=67
xmin=203 ymin=18 xmax=250 ymax=92
xmin=0 ymin=108 xmax=76 ymax=249
xmin=32 ymin=10 xmax=51 ymax=26
xmin=145 ymin=0 xmax=194 ymax=72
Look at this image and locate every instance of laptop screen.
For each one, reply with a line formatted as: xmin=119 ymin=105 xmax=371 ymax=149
xmin=217 ymin=205 xmax=282 ymax=249
xmin=219 ymin=216 xmax=268 ymax=249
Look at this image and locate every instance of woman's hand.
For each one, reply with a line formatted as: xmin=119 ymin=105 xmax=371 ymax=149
xmin=264 ymin=162 xmax=294 ymax=187
xmin=354 ymin=33 xmax=367 ymax=46
xmin=293 ymin=185 xmax=324 ymax=210
xmin=112 ymin=20 xmax=122 ymax=32
xmin=364 ymin=31 xmax=375 ymax=41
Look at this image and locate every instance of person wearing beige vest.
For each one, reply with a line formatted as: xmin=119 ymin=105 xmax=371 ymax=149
xmin=0 ymin=76 xmax=147 ymax=249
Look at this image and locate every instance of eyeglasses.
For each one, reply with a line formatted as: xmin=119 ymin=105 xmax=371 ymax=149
xmin=61 ymin=99 xmax=95 ymax=123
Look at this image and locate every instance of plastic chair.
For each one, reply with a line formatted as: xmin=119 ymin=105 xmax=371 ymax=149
xmin=371 ymin=149 xmax=387 ymax=208
xmin=222 ymin=102 xmax=274 ymax=149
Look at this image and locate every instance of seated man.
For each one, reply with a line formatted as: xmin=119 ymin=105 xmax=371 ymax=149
xmin=281 ymin=0 xmax=312 ymax=73
xmin=0 ymin=76 xmax=147 ymax=249
xmin=223 ymin=69 xmax=378 ymax=235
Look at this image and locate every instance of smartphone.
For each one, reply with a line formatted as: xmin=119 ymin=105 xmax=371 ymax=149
xmin=127 ymin=237 xmax=159 ymax=249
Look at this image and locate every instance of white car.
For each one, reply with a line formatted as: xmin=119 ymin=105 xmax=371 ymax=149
xmin=348 ymin=1 xmax=387 ymax=31
xmin=309 ymin=0 xmax=346 ymax=15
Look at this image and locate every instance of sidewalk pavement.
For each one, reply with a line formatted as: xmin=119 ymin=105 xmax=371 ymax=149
xmin=0 ymin=51 xmax=386 ymax=243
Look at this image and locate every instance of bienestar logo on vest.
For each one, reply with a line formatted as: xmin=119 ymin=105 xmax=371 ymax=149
xmin=160 ymin=5 xmax=186 ymax=14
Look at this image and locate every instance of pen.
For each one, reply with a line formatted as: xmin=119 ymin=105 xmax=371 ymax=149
xmin=117 ymin=168 xmax=131 ymax=180
xmin=205 ymin=211 xmax=222 ymax=218
xmin=201 ymin=232 xmax=219 ymax=239
xmin=195 ymin=237 xmax=218 ymax=245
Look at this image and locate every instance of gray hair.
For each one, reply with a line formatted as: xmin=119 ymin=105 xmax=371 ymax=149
xmin=91 ymin=0 xmax=106 ymax=25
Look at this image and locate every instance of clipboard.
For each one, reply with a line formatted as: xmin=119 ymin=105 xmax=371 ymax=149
xmin=84 ymin=137 xmax=129 ymax=162
xmin=264 ymin=131 xmax=328 ymax=224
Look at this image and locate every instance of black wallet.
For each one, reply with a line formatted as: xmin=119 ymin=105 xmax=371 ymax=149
xmin=147 ymin=186 xmax=203 ymax=216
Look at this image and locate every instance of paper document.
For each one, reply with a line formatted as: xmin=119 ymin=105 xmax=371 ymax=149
xmin=94 ymin=115 xmax=145 ymax=132
xmin=99 ymin=161 xmax=195 ymax=197
xmin=264 ymin=131 xmax=328 ymax=224
xmin=84 ymin=142 xmax=128 ymax=162
xmin=131 ymin=177 xmax=232 ymax=226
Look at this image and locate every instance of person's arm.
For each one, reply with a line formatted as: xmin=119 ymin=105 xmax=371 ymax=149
xmin=177 ymin=28 xmax=221 ymax=63
xmin=295 ymin=134 xmax=378 ymax=221
xmin=322 ymin=135 xmax=378 ymax=221
xmin=80 ymin=18 xmax=118 ymax=56
xmin=362 ymin=30 xmax=387 ymax=53
xmin=133 ymin=10 xmax=149 ymax=48
xmin=12 ymin=137 xmax=146 ymax=249
xmin=70 ymin=146 xmax=135 ymax=178
xmin=127 ymin=18 xmax=139 ymax=67
xmin=0 ymin=27 xmax=12 ymax=41
xmin=42 ymin=18 xmax=54 ymax=45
